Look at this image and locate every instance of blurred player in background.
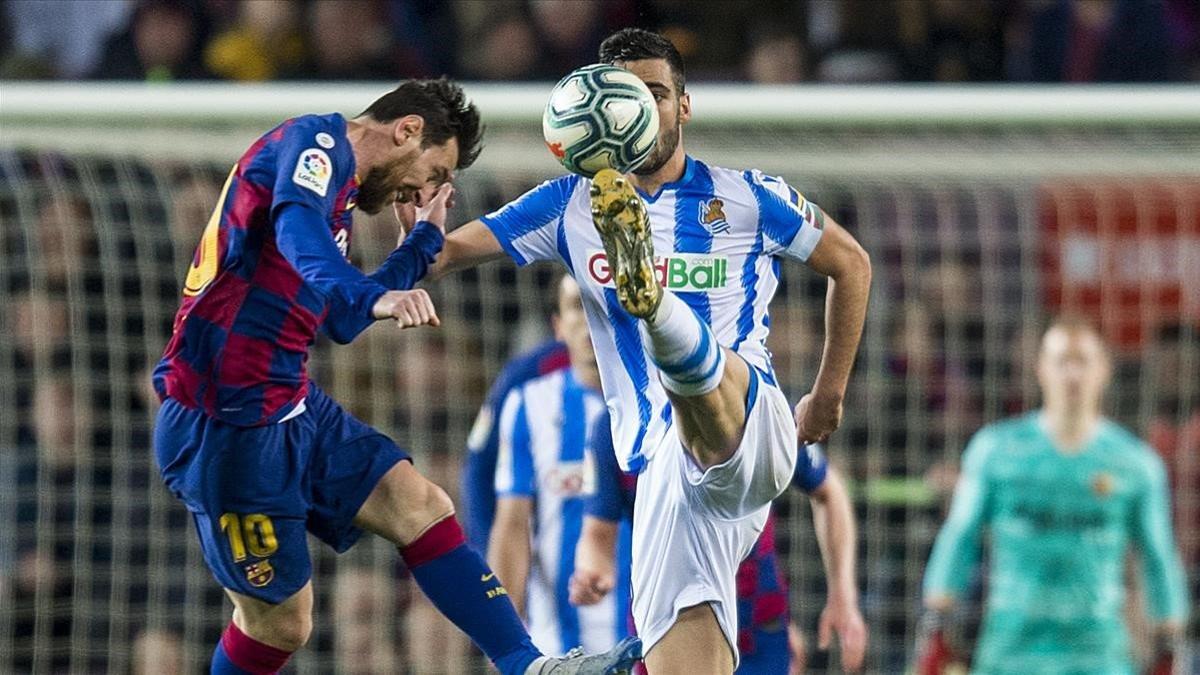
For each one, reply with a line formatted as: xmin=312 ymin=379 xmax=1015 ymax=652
xmin=917 ymin=318 xmax=1189 ymax=674
xmin=152 ymin=79 xmax=638 ymax=675
xmin=428 ymin=27 xmax=871 ymax=673
xmin=463 ymin=328 xmax=568 ymax=554
xmin=572 ymin=428 xmax=866 ymax=673
xmin=488 ymin=276 xmax=632 ymax=656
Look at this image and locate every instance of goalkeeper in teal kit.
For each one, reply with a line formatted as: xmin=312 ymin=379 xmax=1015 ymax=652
xmin=917 ymin=319 xmax=1188 ymax=674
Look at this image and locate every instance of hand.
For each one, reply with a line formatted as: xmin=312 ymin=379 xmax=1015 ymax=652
xmin=914 ymin=608 xmax=959 ymax=675
xmin=818 ymin=596 xmax=867 ymax=671
xmin=392 ymin=183 xmax=456 ymax=242
xmin=1147 ymin=623 xmax=1184 ymax=675
xmin=787 ymin=622 xmax=807 ymax=675
xmin=568 ymin=566 xmax=614 ymax=606
xmin=371 ymin=289 xmax=440 ymax=328
xmin=795 ymin=391 xmax=843 ymax=444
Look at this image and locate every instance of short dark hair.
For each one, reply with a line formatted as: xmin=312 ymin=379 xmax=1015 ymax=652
xmin=599 ymin=28 xmax=686 ymax=95
xmin=360 ymin=78 xmax=483 ymax=170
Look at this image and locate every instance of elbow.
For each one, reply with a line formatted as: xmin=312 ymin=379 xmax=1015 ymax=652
xmin=825 ymin=237 xmax=871 ymax=287
xmin=850 ymin=241 xmax=872 ymax=285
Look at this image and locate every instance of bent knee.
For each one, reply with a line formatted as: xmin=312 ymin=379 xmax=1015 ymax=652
xmin=393 ymin=476 xmax=456 ymax=544
xmin=415 ymin=481 xmax=456 ymax=526
xmin=241 ymin=608 xmax=312 ymax=652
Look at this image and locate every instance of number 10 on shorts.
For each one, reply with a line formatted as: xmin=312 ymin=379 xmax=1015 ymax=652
xmin=219 ymin=513 xmax=279 ymax=561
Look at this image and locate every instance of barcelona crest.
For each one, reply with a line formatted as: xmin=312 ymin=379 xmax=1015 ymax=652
xmin=245 ymin=560 xmax=275 ymax=587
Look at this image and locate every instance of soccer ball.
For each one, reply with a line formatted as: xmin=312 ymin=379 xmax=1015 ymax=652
xmin=543 ymin=64 xmax=659 ymax=178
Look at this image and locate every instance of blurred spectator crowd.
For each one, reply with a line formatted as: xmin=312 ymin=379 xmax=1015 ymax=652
xmin=2 ymin=0 xmax=1199 ymax=84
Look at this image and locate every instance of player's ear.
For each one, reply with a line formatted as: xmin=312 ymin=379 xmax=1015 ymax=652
xmin=678 ymin=91 xmax=692 ymax=125
xmin=394 ymin=115 xmax=425 ymax=146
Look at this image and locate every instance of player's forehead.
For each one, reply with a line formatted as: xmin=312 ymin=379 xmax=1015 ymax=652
xmin=1040 ymin=325 xmax=1106 ymax=360
xmin=428 ymin=136 xmax=460 ymax=174
xmin=612 ymin=58 xmax=675 ymax=95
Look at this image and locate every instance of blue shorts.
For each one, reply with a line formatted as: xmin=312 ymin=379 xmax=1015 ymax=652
xmin=154 ymin=383 xmax=408 ymax=604
xmin=736 ymin=624 xmax=790 ymax=674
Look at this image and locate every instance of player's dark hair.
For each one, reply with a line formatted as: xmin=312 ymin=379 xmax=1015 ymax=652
xmin=360 ymin=78 xmax=483 ymax=170
xmin=599 ymin=28 xmax=686 ymax=95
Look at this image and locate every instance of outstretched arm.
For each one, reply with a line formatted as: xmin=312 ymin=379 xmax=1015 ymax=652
xmin=426 ymin=175 xmax=582 ymax=278
xmin=429 ymin=219 xmax=507 ymax=279
xmin=274 ymin=202 xmax=439 ymax=344
xmin=809 ymin=467 xmax=866 ymax=671
xmin=795 ymin=216 xmax=872 ymax=444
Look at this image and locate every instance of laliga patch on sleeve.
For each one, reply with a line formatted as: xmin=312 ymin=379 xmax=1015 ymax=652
xmin=292 ymin=148 xmax=332 ymax=197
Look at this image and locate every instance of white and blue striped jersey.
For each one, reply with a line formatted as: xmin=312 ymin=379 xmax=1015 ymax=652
xmin=482 ymin=156 xmax=825 ymax=473
xmin=494 ymin=368 xmax=619 ymax=656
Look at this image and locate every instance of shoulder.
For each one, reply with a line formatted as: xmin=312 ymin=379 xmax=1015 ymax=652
xmin=984 ymin=414 xmax=1042 ymax=442
xmin=520 ymin=368 xmax=567 ymax=402
xmin=491 ymin=341 xmax=569 ymax=402
xmin=1097 ymin=419 xmax=1165 ymax=483
xmin=966 ymin=415 xmax=1037 ymax=464
xmin=484 ymin=173 xmax=584 ymax=230
xmin=520 ymin=173 xmax=585 ymax=207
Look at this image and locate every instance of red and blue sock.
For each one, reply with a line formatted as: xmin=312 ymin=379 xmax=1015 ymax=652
xmin=401 ymin=516 xmax=542 ymax=675
xmin=210 ymin=622 xmax=292 ymax=675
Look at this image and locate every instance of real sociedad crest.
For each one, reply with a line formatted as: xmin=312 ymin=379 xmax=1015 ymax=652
xmin=700 ymin=198 xmax=730 ymax=234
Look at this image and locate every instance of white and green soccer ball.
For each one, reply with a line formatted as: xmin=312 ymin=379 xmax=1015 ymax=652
xmin=542 ymin=64 xmax=659 ymax=178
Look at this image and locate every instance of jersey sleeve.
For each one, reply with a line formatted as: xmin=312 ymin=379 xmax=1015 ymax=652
xmin=494 ymin=388 xmax=536 ymax=498
xmin=366 ymin=221 xmax=445 ymax=291
xmin=585 ymin=412 xmax=625 ymax=522
xmin=923 ymin=429 xmax=994 ymax=600
xmin=479 ymin=174 xmax=579 ymax=266
xmin=1130 ymin=449 xmax=1190 ymax=622
xmin=274 ymin=202 xmax=386 ymax=345
xmin=743 ymin=170 xmax=826 ymax=262
xmin=791 ymin=442 xmax=830 ymax=493
xmin=269 ymin=118 xmax=348 ymax=218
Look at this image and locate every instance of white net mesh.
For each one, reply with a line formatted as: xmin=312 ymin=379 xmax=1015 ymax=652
xmin=1 ymin=84 xmax=1197 ymax=673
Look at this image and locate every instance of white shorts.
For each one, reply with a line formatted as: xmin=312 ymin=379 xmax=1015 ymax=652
xmin=630 ymin=370 xmax=797 ymax=666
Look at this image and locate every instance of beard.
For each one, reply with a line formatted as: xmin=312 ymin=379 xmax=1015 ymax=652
xmin=633 ymin=121 xmax=680 ymax=176
xmin=355 ymin=158 xmax=410 ymax=215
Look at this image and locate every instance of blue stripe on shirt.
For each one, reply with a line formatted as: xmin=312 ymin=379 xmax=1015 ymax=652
xmin=671 ymin=160 xmax=715 ymax=325
xmin=733 ymin=172 xmax=768 ymax=352
xmin=556 ymin=212 xmax=574 ymax=275
xmin=506 ymin=393 xmax=535 ymax=495
xmin=556 ymin=374 xmax=587 ymax=651
xmin=603 ymin=288 xmax=651 ymax=470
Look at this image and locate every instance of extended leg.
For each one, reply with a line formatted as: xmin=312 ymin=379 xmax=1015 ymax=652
xmin=644 ymin=604 xmax=733 ymax=675
xmin=590 ymin=169 xmax=753 ymax=468
xmin=354 ymin=460 xmax=641 ymax=675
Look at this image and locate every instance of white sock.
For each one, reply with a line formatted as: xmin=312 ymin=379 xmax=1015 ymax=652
xmin=641 ymin=292 xmax=726 ymax=396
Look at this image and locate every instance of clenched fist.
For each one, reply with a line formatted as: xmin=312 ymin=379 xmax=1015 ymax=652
xmin=372 ymin=289 xmax=440 ymax=328
xmin=795 ymin=391 xmax=843 ymax=444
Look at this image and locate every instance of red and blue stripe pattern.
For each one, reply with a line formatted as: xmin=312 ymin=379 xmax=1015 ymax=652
xmin=155 ymin=114 xmax=357 ymax=426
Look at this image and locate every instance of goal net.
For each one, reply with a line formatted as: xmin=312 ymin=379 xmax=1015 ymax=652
xmin=1 ymin=83 xmax=1197 ymax=673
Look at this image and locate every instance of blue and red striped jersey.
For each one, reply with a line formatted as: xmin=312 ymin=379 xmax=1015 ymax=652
xmin=155 ymin=113 xmax=378 ymax=426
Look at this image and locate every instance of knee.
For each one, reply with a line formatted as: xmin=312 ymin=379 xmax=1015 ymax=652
xmin=412 ymin=481 xmax=456 ymax=531
xmin=241 ymin=607 xmax=312 ymax=652
xmin=387 ymin=471 xmax=456 ymax=544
